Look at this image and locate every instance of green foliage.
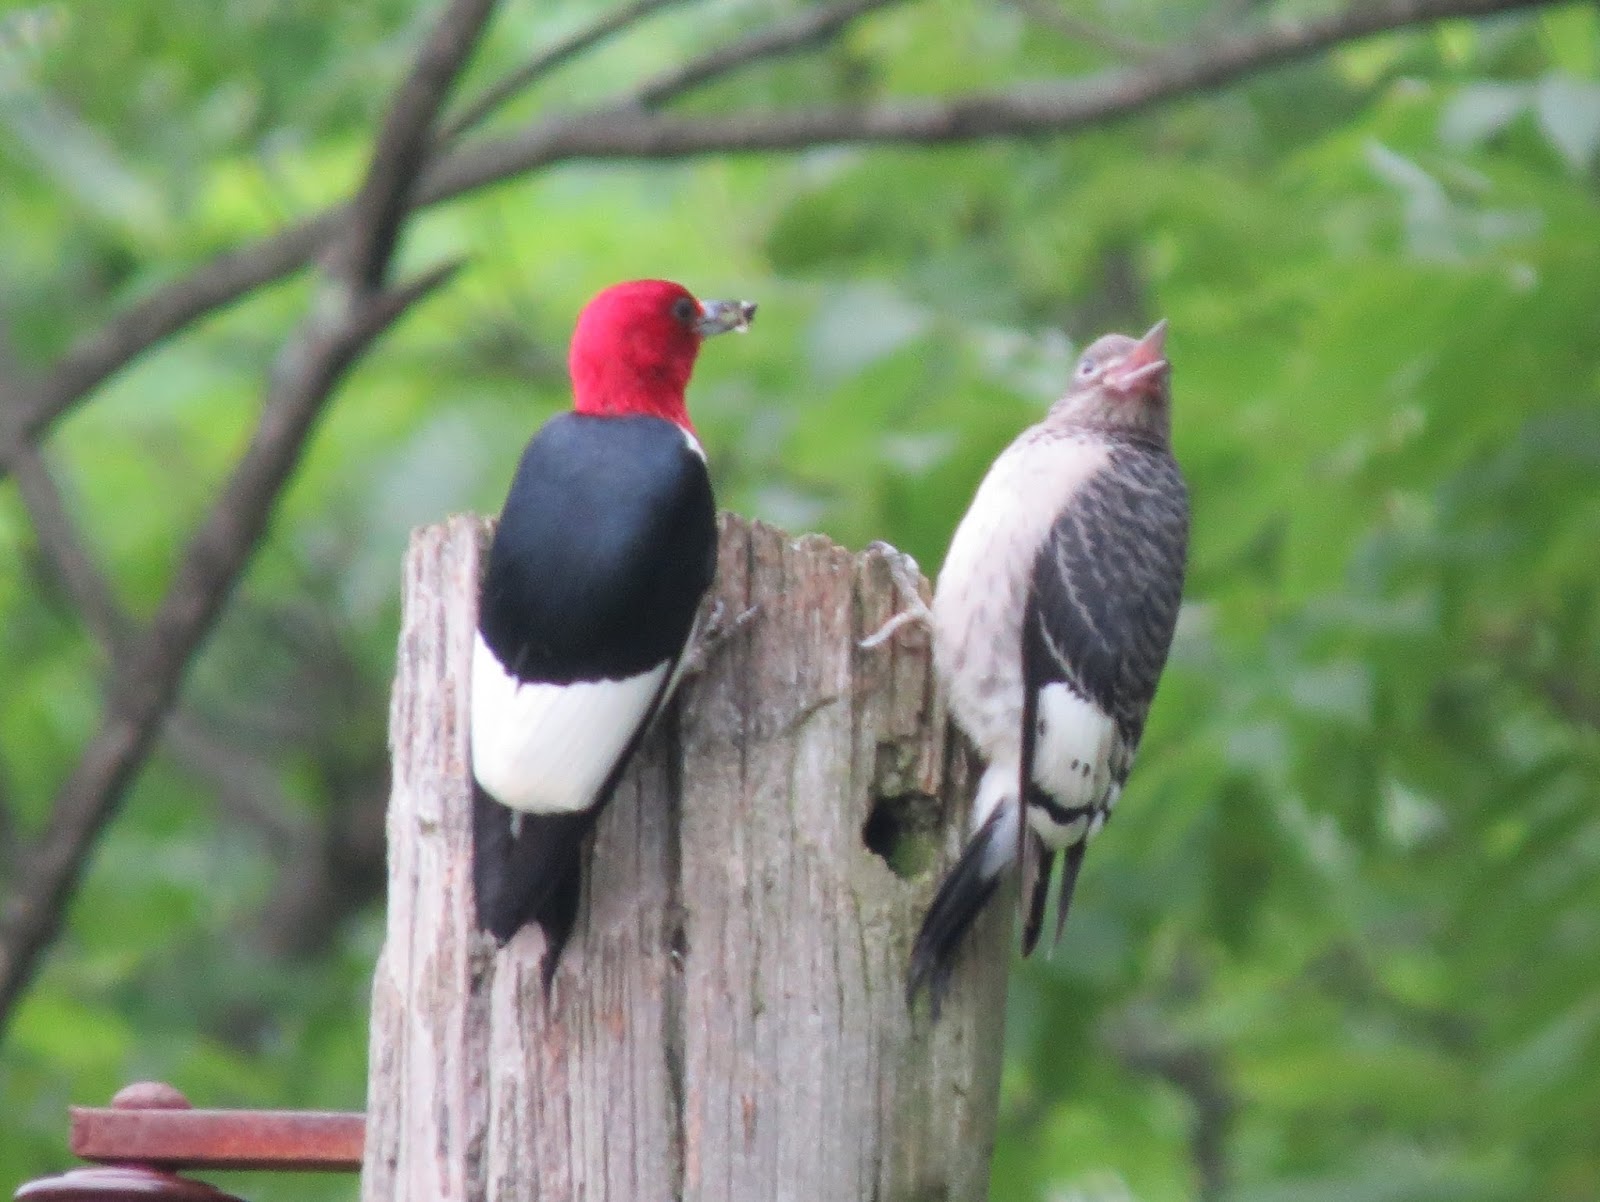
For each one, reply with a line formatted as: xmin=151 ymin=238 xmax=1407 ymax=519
xmin=2 ymin=0 xmax=1598 ymax=1199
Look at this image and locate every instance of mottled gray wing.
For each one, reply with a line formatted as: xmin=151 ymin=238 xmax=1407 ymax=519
xmin=1023 ymin=442 xmax=1189 ymax=769
xmin=1014 ymin=442 xmax=1188 ymax=953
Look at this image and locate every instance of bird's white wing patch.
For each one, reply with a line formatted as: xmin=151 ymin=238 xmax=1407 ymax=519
xmin=471 ymin=632 xmax=669 ymax=814
xmin=1030 ymin=683 xmax=1116 ymax=824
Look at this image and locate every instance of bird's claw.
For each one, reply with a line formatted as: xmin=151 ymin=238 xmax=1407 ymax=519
xmin=859 ymin=605 xmax=932 ymax=649
xmin=860 ymin=545 xmax=932 ymax=649
xmin=683 ymin=597 xmax=760 ymax=677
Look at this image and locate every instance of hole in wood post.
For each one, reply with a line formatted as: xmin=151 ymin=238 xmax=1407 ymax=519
xmin=862 ymin=790 xmax=941 ymax=879
xmin=668 ymin=920 xmax=689 ymax=963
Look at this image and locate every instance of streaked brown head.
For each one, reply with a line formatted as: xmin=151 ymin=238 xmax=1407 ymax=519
xmin=1052 ymin=320 xmax=1173 ymax=443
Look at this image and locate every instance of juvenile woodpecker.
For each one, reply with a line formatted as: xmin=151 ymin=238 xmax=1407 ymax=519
xmin=471 ymin=279 xmax=755 ymax=982
xmin=899 ymin=320 xmax=1188 ymax=1013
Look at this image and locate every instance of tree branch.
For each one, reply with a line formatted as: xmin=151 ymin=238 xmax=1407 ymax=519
xmin=1108 ymin=962 xmax=1237 ymax=1202
xmin=162 ymin=714 xmax=310 ymax=854
xmin=1003 ymin=0 xmax=1158 ymax=60
xmin=10 ymin=446 xmax=134 ymax=652
xmin=340 ymin=0 xmax=497 ymax=290
xmin=9 ymin=444 xmax=382 ymax=933
xmin=0 ymin=755 xmax=14 ymax=879
xmin=11 ymin=443 xmax=338 ymax=852
xmin=0 ymin=215 xmax=338 ymax=459
xmin=0 ymin=261 xmax=459 ymax=1031
xmin=631 ymin=0 xmax=906 ymax=106
xmin=0 ymin=0 xmax=493 ymax=1031
xmin=433 ymin=0 xmax=1552 ymax=181
xmin=1115 ymin=1030 xmax=1237 ymax=1201
xmin=440 ymin=0 xmax=693 ymax=142
xmin=0 ymin=310 xmax=29 ymax=396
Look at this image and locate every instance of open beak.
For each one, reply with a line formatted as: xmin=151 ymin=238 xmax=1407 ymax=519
xmin=1103 ymin=319 xmax=1169 ymax=396
xmin=695 ymin=299 xmax=757 ymax=337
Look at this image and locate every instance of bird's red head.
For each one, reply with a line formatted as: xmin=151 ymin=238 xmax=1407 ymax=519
xmin=568 ymin=279 xmax=755 ymax=429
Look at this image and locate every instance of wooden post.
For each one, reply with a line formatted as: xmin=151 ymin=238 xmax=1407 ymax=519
xmin=362 ymin=513 xmax=1010 ymax=1202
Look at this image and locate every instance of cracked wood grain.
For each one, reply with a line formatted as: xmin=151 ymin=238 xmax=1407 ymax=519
xmin=363 ymin=513 xmax=1010 ymax=1201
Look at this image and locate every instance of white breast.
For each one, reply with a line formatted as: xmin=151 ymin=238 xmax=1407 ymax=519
xmin=932 ymin=431 xmax=1109 ymax=764
xmin=470 ymin=633 xmax=669 ymax=814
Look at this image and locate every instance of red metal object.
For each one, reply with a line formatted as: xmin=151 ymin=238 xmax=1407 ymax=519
xmin=70 ymin=1094 xmax=365 ymax=1172
xmin=13 ymin=1083 xmax=364 ymax=1201
xmin=15 ymin=1165 xmax=241 ymax=1201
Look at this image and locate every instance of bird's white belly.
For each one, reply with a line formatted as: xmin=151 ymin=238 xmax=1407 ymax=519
xmin=470 ymin=632 xmax=668 ymax=814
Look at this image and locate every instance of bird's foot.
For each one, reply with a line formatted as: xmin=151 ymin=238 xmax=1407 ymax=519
xmin=859 ymin=605 xmax=931 ymax=649
xmin=859 ymin=545 xmax=932 ymax=649
xmin=683 ymin=597 xmax=760 ymax=678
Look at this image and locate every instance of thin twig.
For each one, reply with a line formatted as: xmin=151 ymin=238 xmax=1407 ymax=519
xmin=0 ymin=323 xmax=30 ymax=864
xmin=631 ymin=0 xmax=907 ymax=106
xmin=10 ymin=446 xmax=134 ymax=652
xmin=1115 ymin=1028 xmax=1237 ymax=1201
xmin=0 ymin=215 xmax=338 ymax=460
xmin=0 ymin=311 xmax=28 ymax=396
xmin=0 ymin=761 xmax=13 ymax=876
xmin=340 ymin=0 xmax=498 ymax=290
xmin=163 ymin=714 xmax=310 ymax=854
xmin=441 ymin=0 xmax=694 ymax=142
xmin=1003 ymin=0 xmax=1158 ymax=60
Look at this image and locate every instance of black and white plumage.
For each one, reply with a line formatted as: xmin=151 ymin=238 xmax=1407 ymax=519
xmin=904 ymin=320 xmax=1189 ymax=1013
xmin=471 ymin=279 xmax=754 ymax=982
xmin=471 ymin=415 xmax=715 ymax=949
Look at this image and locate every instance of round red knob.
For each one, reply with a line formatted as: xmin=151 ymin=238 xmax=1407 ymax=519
xmin=108 ymin=1083 xmax=191 ymax=1112
xmin=13 ymin=1164 xmax=244 ymax=1201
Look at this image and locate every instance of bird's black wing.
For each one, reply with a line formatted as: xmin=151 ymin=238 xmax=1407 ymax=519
xmin=1018 ymin=441 xmax=1188 ymax=952
xmin=479 ymin=413 xmax=717 ymax=685
xmin=473 ymin=413 xmax=717 ymax=979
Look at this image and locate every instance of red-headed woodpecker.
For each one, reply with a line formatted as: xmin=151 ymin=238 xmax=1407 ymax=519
xmin=472 ymin=279 xmax=755 ymax=982
xmin=876 ymin=321 xmax=1189 ymax=1015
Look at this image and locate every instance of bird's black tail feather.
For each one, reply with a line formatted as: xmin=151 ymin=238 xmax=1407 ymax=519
xmin=1019 ymin=832 xmax=1055 ymax=957
xmin=1018 ymin=835 xmax=1088 ymax=957
xmin=472 ymin=783 xmax=594 ymax=989
xmin=906 ymin=807 xmax=1008 ymax=1019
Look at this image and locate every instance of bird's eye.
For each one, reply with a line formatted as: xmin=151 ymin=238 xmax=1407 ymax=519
xmin=1076 ymin=357 xmax=1098 ymax=379
xmin=670 ymin=296 xmax=698 ymax=325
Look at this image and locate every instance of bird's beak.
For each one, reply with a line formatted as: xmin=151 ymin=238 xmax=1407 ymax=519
xmin=695 ymin=299 xmax=757 ymax=337
xmin=1104 ymin=319 xmax=1170 ymax=396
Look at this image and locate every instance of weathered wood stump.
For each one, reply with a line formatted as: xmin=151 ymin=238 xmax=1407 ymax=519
xmin=362 ymin=513 xmax=1009 ymax=1202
